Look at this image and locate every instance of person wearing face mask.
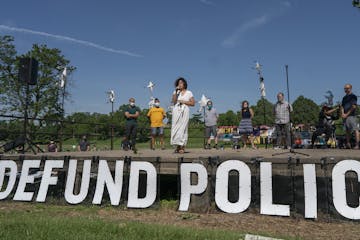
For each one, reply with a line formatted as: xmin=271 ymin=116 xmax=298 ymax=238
xmin=78 ymin=135 xmax=90 ymax=151
xmin=171 ymin=77 xmax=195 ymax=154
xmin=147 ymin=98 xmax=166 ymax=150
xmin=273 ymin=92 xmax=293 ymax=149
xmin=123 ymin=97 xmax=141 ymax=153
xmin=204 ymin=100 xmax=219 ymax=149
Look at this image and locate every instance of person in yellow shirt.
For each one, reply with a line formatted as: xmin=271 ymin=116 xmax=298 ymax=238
xmin=147 ymin=98 xmax=166 ymax=150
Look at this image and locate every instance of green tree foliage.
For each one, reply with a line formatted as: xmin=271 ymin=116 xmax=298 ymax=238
xmin=291 ymin=95 xmax=320 ymax=127
xmin=217 ymin=110 xmax=239 ymax=126
xmin=0 ymin=36 xmax=17 ymax=114
xmin=189 ymin=113 xmax=203 ymax=127
xmin=0 ymin=37 xmax=343 ymax=146
xmin=251 ymin=98 xmax=274 ymax=126
xmin=64 ymin=112 xmax=110 ymax=140
xmin=0 ymin=35 xmax=75 ymax=141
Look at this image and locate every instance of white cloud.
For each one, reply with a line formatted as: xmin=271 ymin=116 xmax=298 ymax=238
xmin=199 ymin=0 xmax=215 ymax=6
xmin=0 ymin=24 xmax=143 ymax=57
xmin=282 ymin=1 xmax=292 ymax=8
xmin=221 ymin=15 xmax=269 ymax=48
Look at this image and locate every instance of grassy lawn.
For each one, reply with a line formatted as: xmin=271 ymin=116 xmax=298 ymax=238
xmin=1 ymin=199 xmax=356 ymax=239
xmin=0 ymin=203 xmax=246 ymax=240
xmin=40 ymin=127 xmax=270 ymax=152
xmin=40 ymin=127 xmax=210 ymax=151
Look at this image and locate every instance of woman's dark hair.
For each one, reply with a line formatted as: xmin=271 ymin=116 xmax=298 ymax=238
xmin=241 ymin=100 xmax=249 ymax=110
xmin=174 ymin=77 xmax=187 ymax=89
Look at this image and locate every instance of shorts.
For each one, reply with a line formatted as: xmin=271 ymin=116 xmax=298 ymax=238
xmin=344 ymin=116 xmax=359 ymax=132
xmin=151 ymin=127 xmax=164 ymax=136
xmin=205 ymin=125 xmax=217 ymax=138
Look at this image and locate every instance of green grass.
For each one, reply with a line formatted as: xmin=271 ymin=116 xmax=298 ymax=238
xmin=34 ymin=126 xmax=274 ymax=152
xmin=0 ymin=203 xmax=245 ymax=240
xmin=37 ymin=138 xmax=270 ymax=152
xmin=39 ymin=128 xmax=208 ymax=151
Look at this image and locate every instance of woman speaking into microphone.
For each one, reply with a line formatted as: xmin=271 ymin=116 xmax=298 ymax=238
xmin=171 ymin=77 xmax=195 ymax=154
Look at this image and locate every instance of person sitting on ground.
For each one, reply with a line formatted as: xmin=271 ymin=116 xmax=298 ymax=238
xmin=78 ymin=135 xmax=90 ymax=151
xmin=91 ymin=143 xmax=97 ymax=151
xmin=311 ymin=104 xmax=339 ymax=148
xmin=47 ymin=140 xmax=58 ymax=152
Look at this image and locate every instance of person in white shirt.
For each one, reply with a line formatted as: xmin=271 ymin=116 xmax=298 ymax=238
xmin=171 ymin=77 xmax=195 ymax=153
xmin=204 ymin=100 xmax=219 ymax=149
xmin=273 ymin=92 xmax=293 ymax=149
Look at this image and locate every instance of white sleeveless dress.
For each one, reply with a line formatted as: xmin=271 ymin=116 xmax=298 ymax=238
xmin=171 ymin=90 xmax=193 ymax=146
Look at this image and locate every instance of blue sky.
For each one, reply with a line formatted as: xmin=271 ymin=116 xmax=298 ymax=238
xmin=0 ymin=0 xmax=359 ymax=115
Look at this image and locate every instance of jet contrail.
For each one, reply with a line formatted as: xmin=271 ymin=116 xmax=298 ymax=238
xmin=0 ymin=24 xmax=143 ymax=57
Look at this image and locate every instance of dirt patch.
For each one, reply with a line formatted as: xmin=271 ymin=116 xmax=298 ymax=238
xmin=1 ymin=202 xmax=359 ymax=240
xmin=96 ymin=209 xmax=359 ymax=240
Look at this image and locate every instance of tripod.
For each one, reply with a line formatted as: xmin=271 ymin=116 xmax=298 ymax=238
xmin=22 ymin=81 xmax=44 ymax=155
xmin=272 ymin=65 xmax=309 ymax=157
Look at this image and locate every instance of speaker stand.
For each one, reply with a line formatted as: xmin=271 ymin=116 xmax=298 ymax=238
xmin=22 ymin=137 xmax=44 ymax=155
xmin=21 ymin=79 xmax=43 ymax=155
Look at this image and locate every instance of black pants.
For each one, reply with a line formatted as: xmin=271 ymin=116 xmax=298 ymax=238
xmin=125 ymin=121 xmax=138 ymax=146
xmin=275 ymin=123 xmax=291 ymax=148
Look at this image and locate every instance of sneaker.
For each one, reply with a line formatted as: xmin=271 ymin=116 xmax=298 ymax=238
xmin=354 ymin=146 xmax=359 ymax=150
xmin=273 ymin=146 xmax=281 ymax=150
xmin=206 ymin=144 xmax=211 ymax=150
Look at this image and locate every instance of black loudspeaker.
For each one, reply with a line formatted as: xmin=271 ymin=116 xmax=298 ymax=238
xmin=3 ymin=135 xmax=25 ymax=152
xmin=18 ymin=57 xmax=38 ymax=85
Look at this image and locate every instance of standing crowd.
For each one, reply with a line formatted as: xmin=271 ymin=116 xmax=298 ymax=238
xmin=2 ymin=78 xmax=357 ymax=154
xmin=67 ymin=80 xmax=358 ymax=154
xmin=119 ymin=80 xmax=359 ymax=153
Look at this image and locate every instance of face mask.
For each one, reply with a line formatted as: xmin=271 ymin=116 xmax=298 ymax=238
xmin=154 ymin=102 xmax=160 ymax=107
xmin=130 ymin=102 xmax=135 ymax=107
xmin=207 ymin=105 xmax=212 ymax=110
